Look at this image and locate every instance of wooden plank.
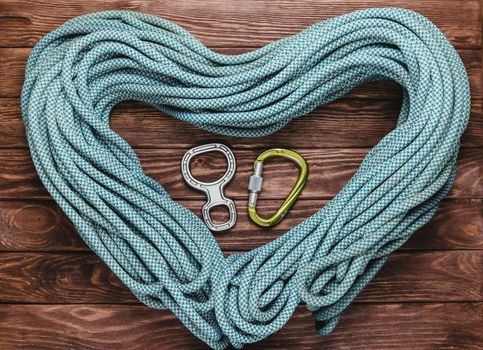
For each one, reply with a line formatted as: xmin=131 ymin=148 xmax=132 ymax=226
xmin=0 ymin=2 xmax=480 ymax=349
xmin=0 ymin=0 xmax=480 ymax=49
xmin=0 ymin=199 xmax=481 ymax=252
xmin=1 ymin=49 xmax=480 ymax=152
xmin=1 ymin=96 xmax=482 ymax=150
xmin=0 ymin=253 xmax=133 ymax=304
xmin=402 ymin=199 xmax=483 ymax=250
xmin=0 ymin=147 xmax=479 ymax=200
xmin=0 ymin=303 xmax=480 ymax=349
xmin=107 ymin=96 xmax=483 ymax=149
xmin=0 ymin=251 xmax=480 ymax=304
xmin=0 ymin=48 xmax=481 ymax=99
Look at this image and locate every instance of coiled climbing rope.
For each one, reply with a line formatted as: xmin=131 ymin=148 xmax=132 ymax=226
xmin=21 ymin=7 xmax=470 ymax=349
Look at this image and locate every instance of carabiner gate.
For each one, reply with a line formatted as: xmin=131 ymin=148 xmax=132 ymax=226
xmin=247 ymin=149 xmax=308 ymax=227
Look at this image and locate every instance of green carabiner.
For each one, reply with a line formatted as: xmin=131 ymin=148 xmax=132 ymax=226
xmin=247 ymin=149 xmax=308 ymax=227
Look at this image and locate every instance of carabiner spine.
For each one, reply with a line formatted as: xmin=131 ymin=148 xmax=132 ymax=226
xmin=247 ymin=149 xmax=308 ymax=228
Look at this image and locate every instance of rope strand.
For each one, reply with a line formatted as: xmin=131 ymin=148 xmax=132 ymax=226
xmin=21 ymin=8 xmax=470 ymax=349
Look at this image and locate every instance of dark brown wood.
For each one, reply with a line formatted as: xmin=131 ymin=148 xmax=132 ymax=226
xmin=0 ymin=96 xmax=482 ymax=149
xmin=0 ymin=303 xmax=480 ymax=349
xmin=0 ymin=253 xmax=133 ymax=304
xmin=402 ymin=199 xmax=483 ymax=250
xmin=0 ymin=0 xmax=481 ymax=348
xmin=0 ymin=200 xmax=83 ymax=251
xmin=0 ymin=251 xmax=480 ymax=304
xmin=0 ymin=147 xmax=479 ymax=200
xmin=1 ymin=0 xmax=480 ymax=49
xmin=0 ymin=199 xmax=481 ymax=252
xmin=1 ymin=48 xmax=481 ymax=99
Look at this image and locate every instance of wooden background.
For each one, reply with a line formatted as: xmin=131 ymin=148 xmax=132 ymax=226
xmin=0 ymin=0 xmax=482 ymax=349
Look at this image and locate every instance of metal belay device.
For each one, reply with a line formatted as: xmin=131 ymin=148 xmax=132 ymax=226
xmin=181 ymin=143 xmax=237 ymax=231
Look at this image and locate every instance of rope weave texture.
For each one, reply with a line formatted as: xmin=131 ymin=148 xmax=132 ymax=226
xmin=21 ymin=8 xmax=470 ymax=349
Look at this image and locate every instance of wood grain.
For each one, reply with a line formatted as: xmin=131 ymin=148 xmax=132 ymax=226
xmin=0 ymin=0 xmax=481 ymax=348
xmin=1 ymin=0 xmax=480 ymax=49
xmin=0 ymin=147 xmax=479 ymax=200
xmin=0 ymin=251 xmax=480 ymax=304
xmin=0 ymin=96 xmax=482 ymax=149
xmin=0 ymin=303 xmax=480 ymax=349
xmin=0 ymin=199 xmax=481 ymax=252
xmin=1 ymin=48 xmax=481 ymax=99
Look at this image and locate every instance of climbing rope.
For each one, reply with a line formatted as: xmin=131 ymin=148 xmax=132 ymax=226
xmin=21 ymin=7 xmax=470 ymax=349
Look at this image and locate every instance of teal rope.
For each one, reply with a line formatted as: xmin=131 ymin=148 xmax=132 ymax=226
xmin=21 ymin=7 xmax=470 ymax=349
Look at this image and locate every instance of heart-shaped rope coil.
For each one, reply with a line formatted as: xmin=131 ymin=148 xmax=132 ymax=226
xmin=21 ymin=7 xmax=470 ymax=349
